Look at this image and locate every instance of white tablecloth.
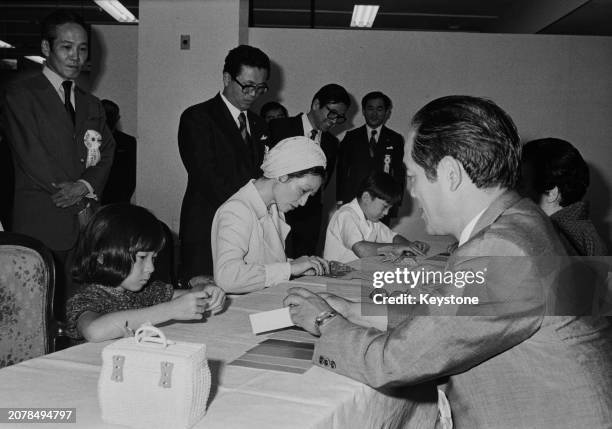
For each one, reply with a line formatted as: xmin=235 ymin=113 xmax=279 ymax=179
xmin=0 ymin=281 xmax=412 ymax=428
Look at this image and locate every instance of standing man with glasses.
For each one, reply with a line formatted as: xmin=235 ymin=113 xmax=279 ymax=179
xmin=336 ymin=91 xmax=405 ymax=225
xmin=2 ymin=9 xmax=115 ymax=321
xmin=268 ymin=84 xmax=351 ymax=258
xmin=178 ymin=45 xmax=270 ymax=280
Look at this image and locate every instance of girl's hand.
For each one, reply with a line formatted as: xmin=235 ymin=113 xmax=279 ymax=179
xmin=169 ymin=290 xmax=211 ymax=320
xmin=290 ymin=256 xmax=330 ymax=277
xmin=202 ymin=285 xmax=226 ymax=315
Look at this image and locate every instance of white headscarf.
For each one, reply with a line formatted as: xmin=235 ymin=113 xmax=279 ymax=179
xmin=261 ymin=136 xmax=327 ymax=179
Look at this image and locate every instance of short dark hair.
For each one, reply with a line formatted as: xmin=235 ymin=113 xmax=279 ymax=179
xmin=41 ymin=9 xmax=88 ymax=45
xmin=312 ymin=84 xmax=351 ymax=108
xmin=357 ymin=171 xmax=403 ymax=206
xmin=286 ymin=166 xmax=326 ymax=179
xmin=101 ymin=99 xmax=119 ymax=129
xmin=72 ymin=204 xmax=166 ymax=287
xmin=223 ymin=45 xmax=270 ymax=80
xmin=260 ymin=101 xmax=288 ymax=118
xmin=361 ymin=91 xmax=392 ymax=111
xmin=411 ymin=95 xmax=520 ymax=189
xmin=521 ymin=138 xmax=589 ymax=206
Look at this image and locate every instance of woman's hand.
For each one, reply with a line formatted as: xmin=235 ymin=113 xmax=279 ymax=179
xmin=411 ymin=240 xmax=430 ymax=254
xmin=202 ymin=284 xmax=226 ymax=315
xmin=290 ymin=255 xmax=330 ymax=277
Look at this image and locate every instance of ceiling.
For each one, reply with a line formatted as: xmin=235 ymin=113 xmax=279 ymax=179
xmin=1 ymin=0 xmax=611 ymax=60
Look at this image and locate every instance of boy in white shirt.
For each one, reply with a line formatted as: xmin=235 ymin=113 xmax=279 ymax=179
xmin=324 ymin=171 xmax=428 ymax=263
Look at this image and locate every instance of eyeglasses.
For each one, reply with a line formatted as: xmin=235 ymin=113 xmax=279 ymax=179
xmin=232 ymin=75 xmax=268 ymax=96
xmin=324 ymin=105 xmax=347 ymax=124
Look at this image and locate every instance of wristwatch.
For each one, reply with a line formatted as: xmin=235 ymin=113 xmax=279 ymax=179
xmin=314 ymin=310 xmax=338 ymax=335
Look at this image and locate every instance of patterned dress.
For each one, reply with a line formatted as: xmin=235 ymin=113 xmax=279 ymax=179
xmin=65 ymin=281 xmax=174 ymax=340
xmin=550 ymin=201 xmax=608 ymax=256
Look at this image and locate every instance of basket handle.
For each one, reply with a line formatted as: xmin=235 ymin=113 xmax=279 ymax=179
xmin=134 ymin=323 xmax=170 ymax=348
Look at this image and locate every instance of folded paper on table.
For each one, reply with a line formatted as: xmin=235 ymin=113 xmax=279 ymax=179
xmin=250 ymin=307 xmax=294 ymax=334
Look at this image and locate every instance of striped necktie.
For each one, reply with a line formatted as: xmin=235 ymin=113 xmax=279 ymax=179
xmin=238 ymin=112 xmax=251 ymax=144
xmin=369 ymin=129 xmax=377 ymax=157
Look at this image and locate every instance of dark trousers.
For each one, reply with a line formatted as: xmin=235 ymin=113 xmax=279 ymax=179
xmin=284 ymin=203 xmax=322 ymax=258
xmin=51 ymin=247 xmax=75 ymax=322
xmin=180 ymin=241 xmax=213 ymax=280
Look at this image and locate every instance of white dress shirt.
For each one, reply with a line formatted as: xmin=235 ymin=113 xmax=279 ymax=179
xmin=301 ymin=114 xmax=320 ymax=145
xmin=366 ymin=125 xmax=382 ymax=143
xmin=458 ymin=207 xmax=487 ymax=246
xmin=220 ymin=92 xmax=251 ymax=135
xmin=324 ymin=198 xmax=397 ymax=263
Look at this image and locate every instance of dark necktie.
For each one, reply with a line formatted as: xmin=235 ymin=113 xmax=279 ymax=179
xmin=310 ymin=129 xmax=318 ymax=141
xmin=238 ymin=112 xmax=251 ymax=144
xmin=369 ymin=129 xmax=377 ymax=157
xmin=238 ymin=112 xmax=256 ymax=165
xmin=62 ymin=80 xmax=75 ymax=124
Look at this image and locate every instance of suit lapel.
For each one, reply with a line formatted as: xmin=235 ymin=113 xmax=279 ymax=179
xmin=32 ymin=75 xmax=78 ymax=175
xmin=74 ymin=87 xmax=87 ymax=133
xmin=34 ymin=75 xmax=73 ymax=137
xmin=210 ymin=94 xmax=258 ymax=171
xmin=211 ymin=94 xmax=244 ymax=149
xmin=246 ymin=111 xmax=266 ymax=167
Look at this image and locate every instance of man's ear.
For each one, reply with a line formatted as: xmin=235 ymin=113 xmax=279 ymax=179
xmin=41 ymin=39 xmax=50 ymax=58
xmin=222 ymin=72 xmax=231 ymax=88
xmin=384 ymin=109 xmax=391 ymax=122
xmin=438 ymin=156 xmax=462 ymax=191
xmin=311 ymin=98 xmax=320 ymax=111
xmin=278 ymin=174 xmax=290 ymax=183
xmin=544 ymin=186 xmax=560 ymax=204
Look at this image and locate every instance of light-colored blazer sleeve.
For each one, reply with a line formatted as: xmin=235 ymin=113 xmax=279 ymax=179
xmin=314 ymin=237 xmax=545 ymax=389
xmin=212 ymin=199 xmax=290 ymax=293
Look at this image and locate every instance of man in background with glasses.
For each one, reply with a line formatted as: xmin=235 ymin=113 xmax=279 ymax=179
xmin=268 ymin=84 xmax=351 ymax=258
xmin=178 ymin=45 xmax=270 ymax=280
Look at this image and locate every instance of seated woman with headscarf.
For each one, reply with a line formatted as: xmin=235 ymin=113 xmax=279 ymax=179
xmin=520 ymin=138 xmax=607 ymax=256
xmin=212 ymin=136 xmax=330 ymax=293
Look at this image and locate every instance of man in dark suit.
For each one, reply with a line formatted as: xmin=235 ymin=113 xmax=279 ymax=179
xmin=268 ymin=84 xmax=351 ymax=258
xmin=178 ymin=45 xmax=270 ymax=279
xmin=2 ymin=10 xmax=115 ymax=319
xmin=336 ymin=91 xmax=405 ymax=224
xmin=100 ymin=99 xmax=136 ymax=204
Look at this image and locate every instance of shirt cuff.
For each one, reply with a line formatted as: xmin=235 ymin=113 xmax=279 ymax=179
xmin=77 ymin=179 xmax=98 ymax=200
xmin=264 ymin=262 xmax=291 ymax=287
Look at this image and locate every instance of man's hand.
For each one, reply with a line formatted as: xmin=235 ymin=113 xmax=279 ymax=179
xmin=283 ymin=287 xmax=335 ymax=336
xmin=51 ymin=181 xmax=88 ymax=208
xmin=318 ymin=292 xmax=353 ymax=318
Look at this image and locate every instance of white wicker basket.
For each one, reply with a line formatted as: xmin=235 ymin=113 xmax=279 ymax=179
xmin=98 ymin=323 xmax=211 ymax=429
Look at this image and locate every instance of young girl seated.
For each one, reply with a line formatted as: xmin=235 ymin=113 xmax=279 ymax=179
xmin=66 ymin=204 xmax=225 ymax=342
xmin=324 ymin=171 xmax=429 ymax=263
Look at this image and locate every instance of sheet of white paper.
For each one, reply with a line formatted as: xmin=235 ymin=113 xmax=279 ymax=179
xmin=250 ymin=307 xmax=294 ymax=334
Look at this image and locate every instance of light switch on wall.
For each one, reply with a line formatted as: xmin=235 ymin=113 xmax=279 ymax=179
xmin=180 ymin=34 xmax=190 ymax=50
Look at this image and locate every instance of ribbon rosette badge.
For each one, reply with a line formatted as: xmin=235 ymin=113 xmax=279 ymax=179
xmin=84 ymin=129 xmax=102 ymax=167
